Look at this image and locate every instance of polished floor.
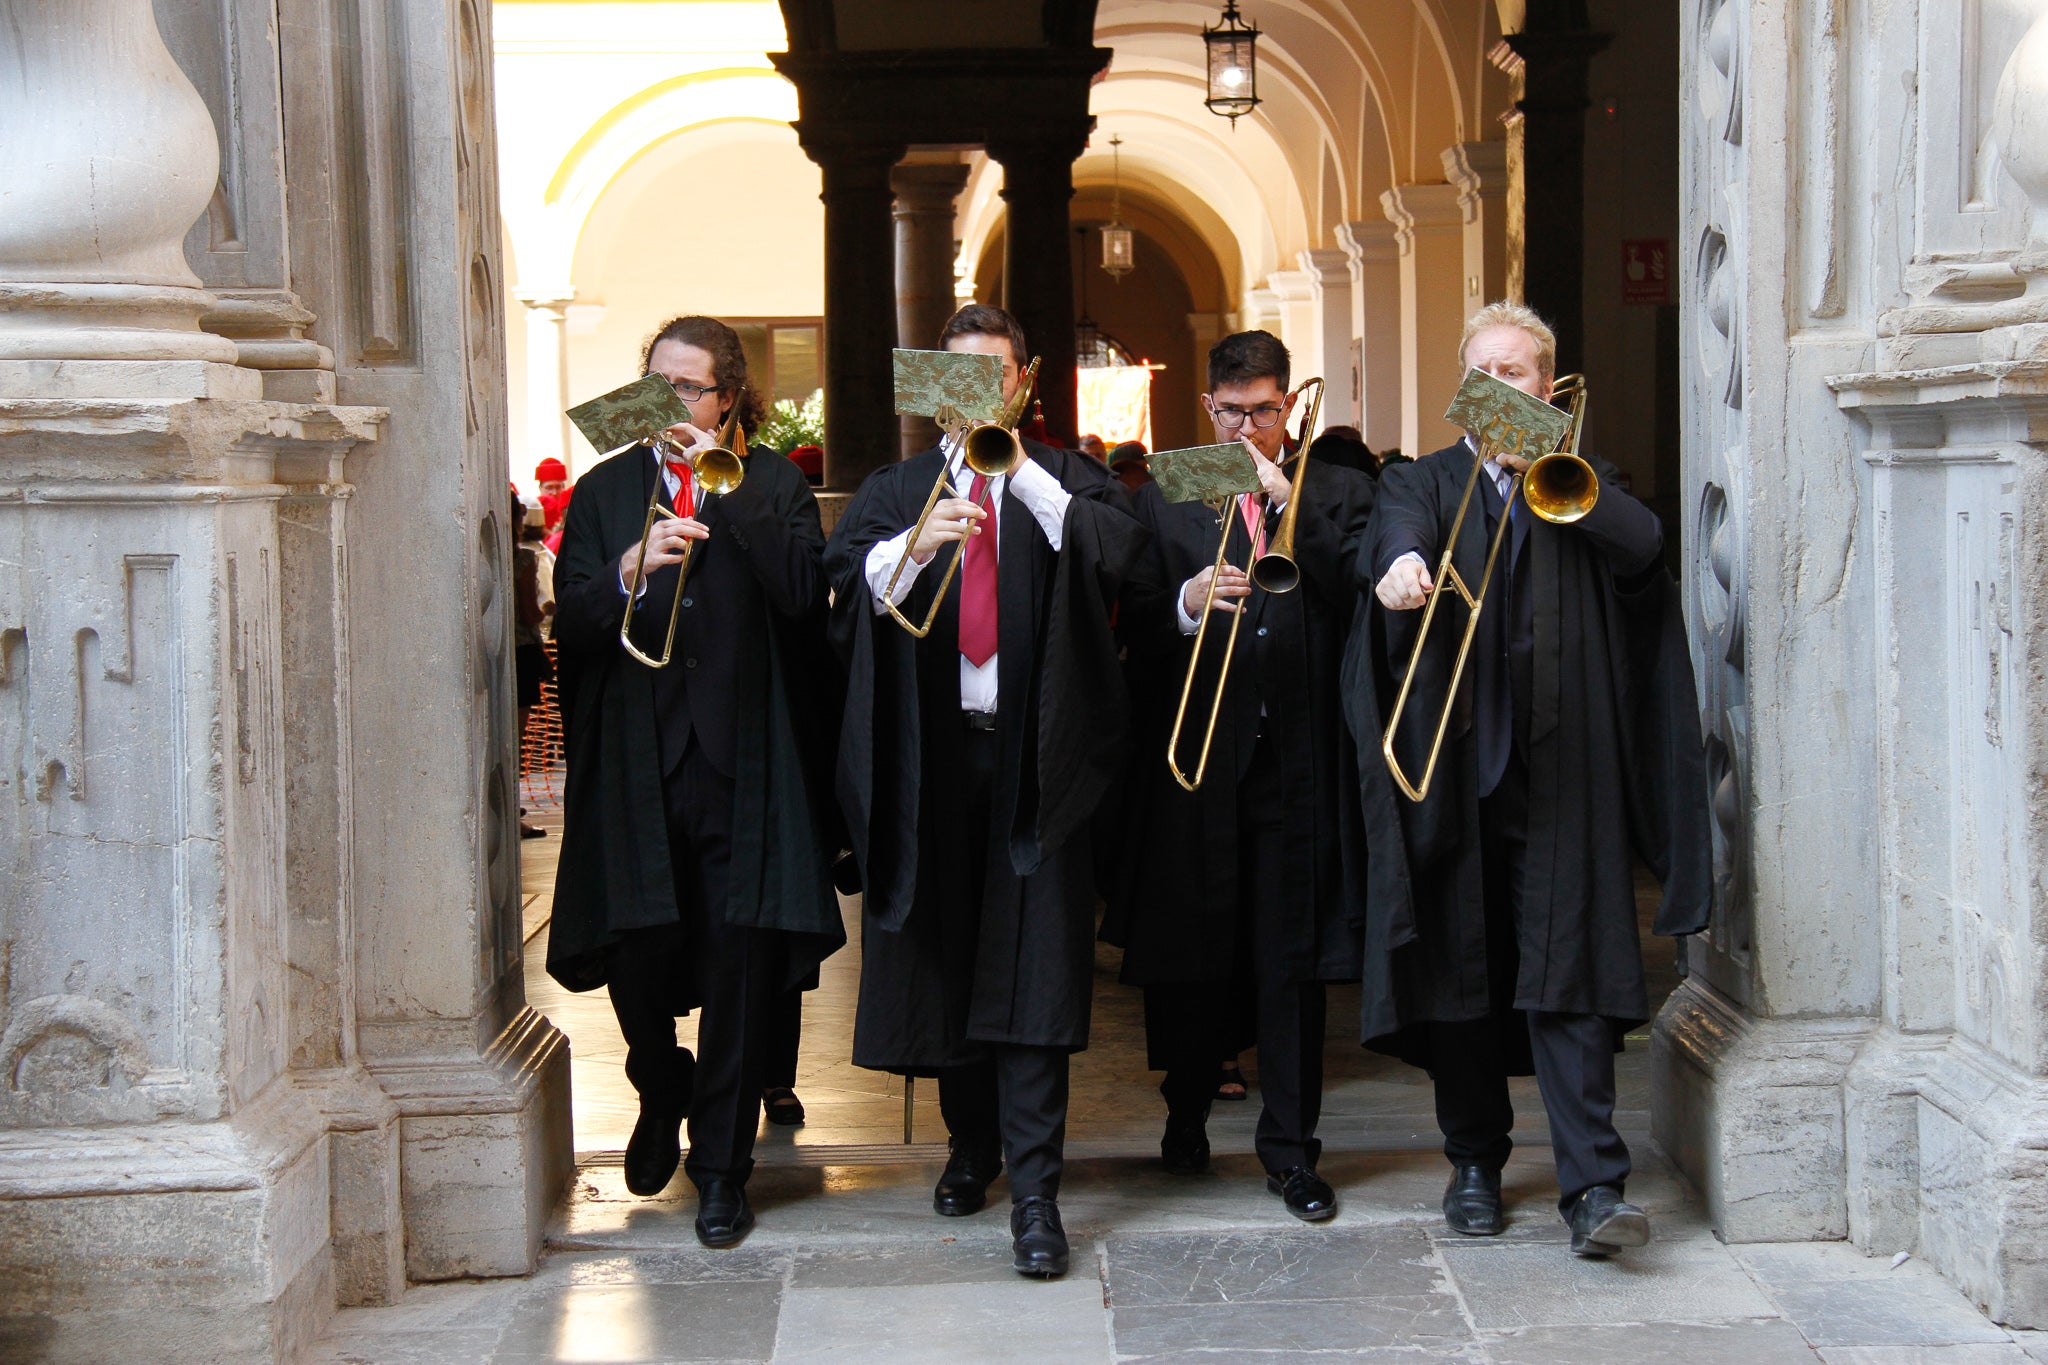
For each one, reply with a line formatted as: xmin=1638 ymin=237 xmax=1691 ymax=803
xmin=308 ymin=795 xmax=2033 ymax=1363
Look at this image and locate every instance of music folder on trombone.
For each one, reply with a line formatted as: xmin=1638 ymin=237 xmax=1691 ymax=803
xmin=1378 ymin=368 xmax=1597 ymax=803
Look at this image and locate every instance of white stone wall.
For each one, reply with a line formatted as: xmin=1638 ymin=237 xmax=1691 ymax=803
xmin=1658 ymin=0 xmax=2048 ymax=1327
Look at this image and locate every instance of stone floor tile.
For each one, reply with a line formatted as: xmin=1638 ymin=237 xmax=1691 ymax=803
xmin=1118 ymin=1351 xmax=1482 ymax=1364
xmin=1480 ymin=1318 xmax=1820 ymax=1364
xmin=550 ymin=1248 xmax=794 ymax=1285
xmin=789 ymin=1238 xmax=1023 ymax=1288
xmin=772 ymin=1280 xmax=1112 ymax=1363
xmin=308 ymin=1327 xmax=505 ymax=1365
xmin=1736 ymin=1243 xmax=1924 ymax=1283
xmin=1439 ymin=1234 xmax=1777 ymax=1330
xmin=1102 ymin=1226 xmax=1442 ymax=1306
xmin=1110 ymin=1295 xmax=1472 ymax=1356
xmin=1762 ymin=1276 xmax=2012 ymax=1348
xmin=491 ymin=1281 xmax=781 ymax=1363
xmin=1816 ymin=1347 xmax=2034 ymax=1363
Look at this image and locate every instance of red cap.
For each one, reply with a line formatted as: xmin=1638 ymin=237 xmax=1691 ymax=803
xmin=535 ymin=457 xmax=568 ymax=482
xmin=789 ymin=444 xmax=824 ymax=477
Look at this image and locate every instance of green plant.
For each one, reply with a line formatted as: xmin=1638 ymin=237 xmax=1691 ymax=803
xmin=756 ymin=388 xmax=825 ymax=455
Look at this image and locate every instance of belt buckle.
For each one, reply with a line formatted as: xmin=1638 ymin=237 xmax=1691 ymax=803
xmin=963 ymin=710 xmax=998 ymax=732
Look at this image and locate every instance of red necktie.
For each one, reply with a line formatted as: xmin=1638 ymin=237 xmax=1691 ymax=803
xmin=958 ymin=474 xmax=998 ymax=667
xmin=664 ymin=459 xmax=695 ymax=519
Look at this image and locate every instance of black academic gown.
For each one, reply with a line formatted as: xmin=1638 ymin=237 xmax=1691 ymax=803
xmin=826 ymin=438 xmax=1149 ymax=1070
xmin=547 ymin=441 xmax=845 ymax=997
xmin=1105 ymin=456 xmax=1377 ymax=988
xmin=1342 ymin=442 xmax=1712 ymax=1068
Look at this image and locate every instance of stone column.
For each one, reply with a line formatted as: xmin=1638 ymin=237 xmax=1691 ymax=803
xmin=1338 ymin=220 xmax=1402 ymax=450
xmin=1296 ymin=248 xmax=1352 ymax=415
xmin=815 ymin=144 xmax=903 ymax=489
xmin=514 ymin=290 xmax=574 ymax=479
xmin=992 ymin=143 xmax=1084 ymax=448
xmin=272 ymin=0 xmax=572 ymax=1289
xmin=1380 ymin=182 xmax=1467 ymax=457
xmin=1187 ymin=310 xmax=1226 ymax=406
xmin=154 ymin=0 xmax=338 ymax=404
xmin=1441 ymin=141 xmax=1509 ymax=320
xmin=1492 ymin=19 xmax=1610 ymax=372
xmin=892 ymin=160 xmax=971 ymax=456
xmin=0 ymin=2 xmax=387 ymax=1359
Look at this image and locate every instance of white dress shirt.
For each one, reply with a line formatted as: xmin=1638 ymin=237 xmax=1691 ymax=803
xmin=619 ymin=446 xmax=704 ymax=598
xmin=864 ymin=453 xmax=1073 ymax=713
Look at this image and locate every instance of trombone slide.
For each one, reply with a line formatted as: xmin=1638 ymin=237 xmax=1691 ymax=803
xmin=1165 ymin=508 xmax=1248 ymax=793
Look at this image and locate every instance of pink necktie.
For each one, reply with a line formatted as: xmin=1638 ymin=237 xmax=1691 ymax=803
xmin=958 ymin=474 xmax=998 ymax=667
xmin=1240 ymin=492 xmax=1266 ymax=559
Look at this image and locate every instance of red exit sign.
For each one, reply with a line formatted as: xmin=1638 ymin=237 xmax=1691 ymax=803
xmin=1623 ymin=239 xmax=1671 ymax=305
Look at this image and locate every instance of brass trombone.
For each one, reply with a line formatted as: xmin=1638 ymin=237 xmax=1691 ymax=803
xmin=1379 ymin=373 xmax=1595 ymax=802
xmin=882 ymin=357 xmax=1040 ymax=638
xmin=1166 ymin=375 xmax=1323 ymax=791
xmin=619 ymin=391 xmax=749 ymax=668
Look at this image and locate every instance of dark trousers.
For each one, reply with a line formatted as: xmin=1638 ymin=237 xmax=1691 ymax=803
xmin=604 ymin=739 xmax=783 ymax=1185
xmin=937 ymin=1048 xmax=1070 ymax=1200
xmin=764 ymin=989 xmax=802 ymax=1090
xmin=1426 ymin=751 xmax=1630 ymax=1214
xmin=1146 ymin=736 xmax=1328 ymax=1175
xmin=931 ymin=722 xmax=1072 ymax=1203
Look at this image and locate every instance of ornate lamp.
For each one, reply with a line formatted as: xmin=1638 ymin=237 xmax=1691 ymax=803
xmin=1101 ymin=135 xmax=1135 ymax=280
xmin=1203 ymin=1 xmax=1261 ymax=127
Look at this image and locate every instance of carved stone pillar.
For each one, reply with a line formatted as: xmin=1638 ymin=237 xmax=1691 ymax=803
xmin=1441 ymin=141 xmax=1509 ymax=320
xmin=991 ymin=143 xmax=1083 ymax=448
xmin=1338 ymin=220 xmax=1401 ymax=450
xmin=1491 ymin=20 xmax=1610 ymax=371
xmin=0 ymin=2 xmax=389 ymax=1357
xmin=893 ymin=160 xmax=971 ymax=456
xmin=514 ymin=290 xmax=574 ymax=478
xmin=815 ymin=144 xmax=903 ymax=489
xmin=1380 ymin=182 xmax=1467 ymax=457
xmin=1295 ymin=248 xmax=1351 ymax=414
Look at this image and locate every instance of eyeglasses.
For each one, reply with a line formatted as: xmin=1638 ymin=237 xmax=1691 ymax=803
xmin=1210 ymin=403 xmax=1284 ymax=430
xmin=660 ymin=377 xmax=724 ymax=404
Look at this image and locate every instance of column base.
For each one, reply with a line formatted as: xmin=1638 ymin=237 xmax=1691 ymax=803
xmin=0 ymin=1080 xmax=334 ymax=1365
xmin=0 ymin=358 xmax=262 ymax=401
xmin=1651 ymin=977 xmax=1870 ymax=1242
xmin=365 ymin=1006 xmax=572 ymax=1281
xmin=1847 ymin=1028 xmax=2048 ymax=1327
xmin=298 ymin=1068 xmax=407 ymax=1307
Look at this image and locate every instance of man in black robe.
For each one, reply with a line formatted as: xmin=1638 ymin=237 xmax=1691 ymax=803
xmin=1346 ymin=302 xmax=1711 ymax=1257
xmin=825 ymin=304 xmax=1148 ymax=1278
xmin=1105 ymin=330 xmax=1374 ymax=1222
xmin=549 ymin=316 xmax=842 ymax=1249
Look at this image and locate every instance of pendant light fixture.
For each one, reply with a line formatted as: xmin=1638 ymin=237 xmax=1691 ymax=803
xmin=1101 ymin=135 xmax=1135 ymax=280
xmin=1203 ymin=1 xmax=1261 ymax=128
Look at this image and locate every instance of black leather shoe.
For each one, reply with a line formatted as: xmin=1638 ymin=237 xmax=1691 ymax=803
xmin=1266 ymin=1166 xmax=1338 ymax=1222
xmin=1160 ymin=1115 xmax=1210 ymax=1174
xmin=623 ymin=1102 xmax=682 ymax=1196
xmin=1568 ymin=1185 xmax=1649 ymax=1257
xmin=693 ymin=1177 xmax=755 ymax=1249
xmin=1442 ymin=1163 xmax=1503 ymax=1236
xmin=1010 ymin=1196 xmax=1069 ymax=1277
xmin=933 ymin=1141 xmax=1002 ymax=1217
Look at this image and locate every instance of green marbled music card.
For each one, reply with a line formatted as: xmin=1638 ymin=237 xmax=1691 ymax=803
xmin=566 ymin=373 xmax=692 ymax=455
xmin=1149 ymin=442 xmax=1263 ymax=505
xmin=1442 ymin=367 xmax=1572 ymax=459
xmin=893 ymin=349 xmax=1004 ymax=426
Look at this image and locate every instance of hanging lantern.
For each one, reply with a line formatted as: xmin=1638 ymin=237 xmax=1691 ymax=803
xmin=1203 ymin=1 xmax=1261 ymax=128
xmin=1101 ymin=134 xmax=1135 ymax=280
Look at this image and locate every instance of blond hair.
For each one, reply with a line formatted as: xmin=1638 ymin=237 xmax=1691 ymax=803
xmin=1458 ymin=301 xmax=1557 ymax=380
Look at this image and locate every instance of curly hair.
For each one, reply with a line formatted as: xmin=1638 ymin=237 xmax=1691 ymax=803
xmin=640 ymin=316 xmax=767 ymax=436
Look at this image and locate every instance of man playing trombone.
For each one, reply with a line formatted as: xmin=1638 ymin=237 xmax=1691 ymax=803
xmin=547 ymin=316 xmax=843 ymax=1248
xmin=1107 ymin=330 xmax=1375 ymax=1221
xmin=1348 ymin=302 xmax=1710 ymax=1256
xmin=824 ymin=304 xmax=1148 ymax=1278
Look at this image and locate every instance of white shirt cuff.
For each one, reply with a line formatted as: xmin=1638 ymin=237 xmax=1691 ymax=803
xmin=618 ymin=567 xmax=649 ymax=600
xmin=1175 ymin=577 xmax=1204 ymax=635
xmin=1005 ymin=457 xmax=1070 ymax=551
xmin=864 ymin=528 xmax=925 ymax=613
